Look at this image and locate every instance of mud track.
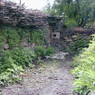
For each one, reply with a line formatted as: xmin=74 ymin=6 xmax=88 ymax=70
xmin=1 ymin=60 xmax=74 ymax=95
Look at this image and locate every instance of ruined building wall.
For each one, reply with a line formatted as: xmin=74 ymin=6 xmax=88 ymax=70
xmin=0 ymin=1 xmax=95 ymax=50
xmin=0 ymin=1 xmax=51 ymax=46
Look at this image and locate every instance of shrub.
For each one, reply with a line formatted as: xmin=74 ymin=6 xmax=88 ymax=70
xmin=9 ymin=48 xmax=36 ymax=68
xmin=0 ymin=27 xmax=21 ymax=49
xmin=65 ymin=18 xmax=78 ymax=28
xmin=34 ymin=46 xmax=54 ymax=58
xmin=4 ymin=28 xmax=21 ymax=48
xmin=65 ymin=35 xmax=90 ymax=55
xmin=0 ymin=48 xmax=36 ymax=86
xmin=72 ymin=34 xmax=95 ymax=94
xmin=0 ymin=28 xmax=47 ymax=49
xmin=29 ymin=30 xmax=45 ymax=45
xmin=45 ymin=47 xmax=54 ymax=56
xmin=0 ymin=33 xmax=5 ymax=49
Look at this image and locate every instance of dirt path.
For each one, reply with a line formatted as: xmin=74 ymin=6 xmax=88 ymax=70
xmin=1 ymin=60 xmax=74 ymax=95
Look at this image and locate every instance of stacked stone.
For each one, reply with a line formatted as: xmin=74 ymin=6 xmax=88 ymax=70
xmin=0 ymin=1 xmax=49 ymax=28
xmin=0 ymin=1 xmax=23 ymax=26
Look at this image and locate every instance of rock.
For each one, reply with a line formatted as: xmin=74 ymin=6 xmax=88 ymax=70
xmin=3 ymin=44 xmax=9 ymax=50
xmin=0 ymin=1 xmax=49 ymax=28
xmin=46 ymin=52 xmax=68 ymax=60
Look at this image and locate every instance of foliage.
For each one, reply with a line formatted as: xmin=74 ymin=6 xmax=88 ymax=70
xmin=0 ymin=27 xmax=46 ymax=49
xmin=0 ymin=32 xmax=5 ymax=49
xmin=29 ymin=30 xmax=45 ymax=45
xmin=0 ymin=25 xmax=52 ymax=86
xmin=4 ymin=28 xmax=21 ymax=48
xmin=9 ymin=48 xmax=36 ymax=68
xmin=45 ymin=47 xmax=54 ymax=56
xmin=0 ymin=48 xmax=35 ymax=86
xmin=43 ymin=0 xmax=52 ymax=14
xmin=65 ymin=18 xmax=78 ymax=28
xmin=65 ymin=35 xmax=90 ymax=55
xmin=17 ymin=28 xmax=28 ymax=40
xmin=48 ymin=0 xmax=95 ymax=27
xmin=34 ymin=46 xmax=54 ymax=58
xmin=72 ymin=34 xmax=95 ymax=94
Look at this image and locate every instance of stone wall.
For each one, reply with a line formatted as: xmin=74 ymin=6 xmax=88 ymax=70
xmin=0 ymin=1 xmax=65 ymax=46
xmin=0 ymin=1 xmax=49 ymax=27
xmin=0 ymin=1 xmax=52 ymax=45
xmin=1 ymin=1 xmax=95 ymax=51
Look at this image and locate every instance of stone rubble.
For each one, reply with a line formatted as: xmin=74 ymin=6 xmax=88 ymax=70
xmin=0 ymin=1 xmax=49 ymax=28
xmin=46 ymin=52 xmax=69 ymax=60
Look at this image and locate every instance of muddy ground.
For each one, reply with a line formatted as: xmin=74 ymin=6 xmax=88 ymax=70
xmin=1 ymin=59 xmax=74 ymax=95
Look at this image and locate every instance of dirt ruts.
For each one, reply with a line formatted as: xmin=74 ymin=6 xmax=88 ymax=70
xmin=1 ymin=59 xmax=74 ymax=95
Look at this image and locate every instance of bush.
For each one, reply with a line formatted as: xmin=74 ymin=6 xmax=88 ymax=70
xmin=34 ymin=46 xmax=54 ymax=58
xmin=4 ymin=28 xmax=21 ymax=48
xmin=65 ymin=35 xmax=90 ymax=55
xmin=0 ymin=33 xmax=5 ymax=49
xmin=0 ymin=48 xmax=36 ymax=86
xmin=0 ymin=28 xmax=48 ymax=49
xmin=72 ymin=35 xmax=95 ymax=94
xmin=45 ymin=47 xmax=54 ymax=56
xmin=9 ymin=48 xmax=36 ymax=68
xmin=0 ymin=46 xmax=54 ymax=86
xmin=29 ymin=30 xmax=45 ymax=45
xmin=65 ymin=18 xmax=78 ymax=28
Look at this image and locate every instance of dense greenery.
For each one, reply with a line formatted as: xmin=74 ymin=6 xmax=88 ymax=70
xmin=34 ymin=46 xmax=54 ymax=59
xmin=1 ymin=1 xmax=95 ymax=94
xmin=0 ymin=27 xmax=54 ymax=86
xmin=0 ymin=27 xmax=46 ymax=49
xmin=0 ymin=48 xmax=35 ymax=86
xmin=45 ymin=1 xmax=95 ymax=94
xmin=47 ymin=0 xmax=95 ymax=27
xmin=29 ymin=30 xmax=45 ymax=45
xmin=0 ymin=28 xmax=20 ymax=49
xmin=65 ymin=35 xmax=90 ymax=55
xmin=72 ymin=35 xmax=95 ymax=94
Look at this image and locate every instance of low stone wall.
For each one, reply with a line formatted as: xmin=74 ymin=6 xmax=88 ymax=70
xmin=0 ymin=1 xmax=49 ymax=27
xmin=52 ymin=28 xmax=95 ymax=53
xmin=1 ymin=1 xmax=95 ymax=51
xmin=0 ymin=1 xmax=63 ymax=46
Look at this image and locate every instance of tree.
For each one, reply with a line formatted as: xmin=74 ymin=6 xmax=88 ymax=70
xmin=48 ymin=0 xmax=95 ymax=27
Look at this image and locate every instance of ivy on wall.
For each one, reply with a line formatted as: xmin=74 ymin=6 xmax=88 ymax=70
xmin=0 ymin=27 xmax=45 ymax=49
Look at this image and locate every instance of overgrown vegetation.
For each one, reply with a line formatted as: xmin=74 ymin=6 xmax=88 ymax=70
xmin=0 ymin=27 xmax=54 ymax=86
xmin=44 ymin=0 xmax=95 ymax=94
xmin=1 ymin=1 xmax=95 ymax=94
xmin=0 ymin=48 xmax=35 ymax=86
xmin=65 ymin=35 xmax=90 ymax=55
xmin=72 ymin=35 xmax=95 ymax=94
xmin=34 ymin=46 xmax=54 ymax=59
xmin=29 ymin=30 xmax=45 ymax=45
xmin=0 ymin=27 xmax=46 ymax=49
xmin=46 ymin=0 xmax=95 ymax=28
